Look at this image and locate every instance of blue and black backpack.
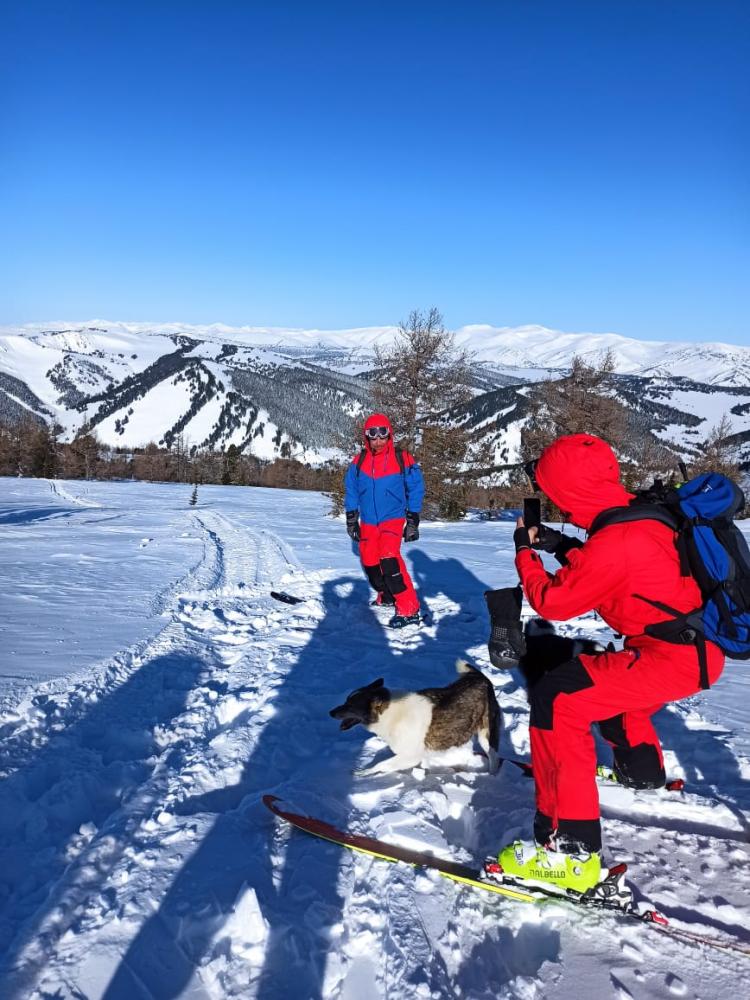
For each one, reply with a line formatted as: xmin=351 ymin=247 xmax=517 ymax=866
xmin=589 ymin=472 xmax=750 ymax=689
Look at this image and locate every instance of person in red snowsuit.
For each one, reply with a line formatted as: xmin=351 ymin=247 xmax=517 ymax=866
xmin=344 ymin=413 xmax=425 ymax=627
xmin=514 ymin=434 xmax=724 ymax=853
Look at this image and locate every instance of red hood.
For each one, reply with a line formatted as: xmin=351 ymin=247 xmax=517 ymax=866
xmin=535 ymin=434 xmax=634 ymax=530
xmin=363 ymin=412 xmax=394 ymax=453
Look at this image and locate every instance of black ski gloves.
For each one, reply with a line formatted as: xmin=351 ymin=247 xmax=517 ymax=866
xmin=513 ymin=525 xmax=531 ymax=553
xmin=346 ymin=510 xmax=360 ymax=542
xmin=403 ymin=511 xmax=420 ymax=542
xmin=533 ymin=524 xmax=584 ymax=566
xmin=484 ymin=585 xmax=526 ymax=668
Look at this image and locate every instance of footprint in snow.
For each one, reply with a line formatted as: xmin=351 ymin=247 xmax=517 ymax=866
xmin=620 ymin=940 xmax=643 ymax=963
xmin=215 ymin=647 xmax=247 ymax=667
xmin=224 ymin=609 xmax=249 ymax=623
xmin=666 ymin=972 xmax=688 ymax=996
xmin=609 ymin=973 xmax=633 ymax=1000
xmin=212 ymin=631 xmax=251 ymax=646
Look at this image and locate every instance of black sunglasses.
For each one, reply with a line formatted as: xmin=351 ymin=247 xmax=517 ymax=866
xmin=365 ymin=426 xmax=390 ymax=439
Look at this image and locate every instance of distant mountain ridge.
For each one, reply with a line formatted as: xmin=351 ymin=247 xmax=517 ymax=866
xmin=4 ymin=319 xmax=749 ymax=384
xmin=0 ymin=320 xmax=748 ymax=472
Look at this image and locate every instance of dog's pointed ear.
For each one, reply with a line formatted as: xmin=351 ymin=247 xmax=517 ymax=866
xmin=366 ymin=678 xmax=385 ymax=690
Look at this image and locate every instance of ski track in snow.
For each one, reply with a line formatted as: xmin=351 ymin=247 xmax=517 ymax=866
xmin=0 ymin=482 xmax=748 ymax=999
xmin=48 ymin=480 xmax=104 ymax=510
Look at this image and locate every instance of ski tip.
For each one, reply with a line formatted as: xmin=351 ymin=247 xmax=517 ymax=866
xmin=666 ymin=778 xmax=686 ymax=792
xmin=263 ymin=793 xmax=298 ymax=816
xmin=643 ymin=909 xmax=669 ymax=926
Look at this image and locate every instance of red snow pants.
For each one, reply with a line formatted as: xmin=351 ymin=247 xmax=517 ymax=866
xmin=529 ymin=638 xmax=724 ymax=852
xmin=359 ymin=518 xmax=419 ymax=616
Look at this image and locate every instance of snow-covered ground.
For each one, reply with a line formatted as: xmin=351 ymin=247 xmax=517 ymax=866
xmin=0 ymin=478 xmax=748 ymax=999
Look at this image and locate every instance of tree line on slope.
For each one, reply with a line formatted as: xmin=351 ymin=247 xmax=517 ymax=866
xmin=0 ymin=420 xmax=357 ymax=495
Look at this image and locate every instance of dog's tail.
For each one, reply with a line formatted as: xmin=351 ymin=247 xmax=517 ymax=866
xmin=456 ymin=658 xmax=484 ymax=676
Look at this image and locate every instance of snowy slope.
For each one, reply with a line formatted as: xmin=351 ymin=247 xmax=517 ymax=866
xmin=1 ymin=321 xmax=749 ymax=470
xmin=0 ymin=478 xmax=748 ymax=999
xmin=0 ymin=325 xmax=371 ymax=461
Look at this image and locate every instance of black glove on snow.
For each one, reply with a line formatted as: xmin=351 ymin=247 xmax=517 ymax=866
xmin=513 ymin=525 xmax=531 ymax=553
xmin=484 ymin=585 xmax=526 ymax=667
xmin=403 ymin=511 xmax=420 ymax=542
xmin=346 ymin=510 xmax=360 ymax=542
xmin=533 ymin=524 xmax=583 ymax=566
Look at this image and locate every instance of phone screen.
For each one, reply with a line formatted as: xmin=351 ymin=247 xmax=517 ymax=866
xmin=523 ymin=497 xmax=541 ymax=529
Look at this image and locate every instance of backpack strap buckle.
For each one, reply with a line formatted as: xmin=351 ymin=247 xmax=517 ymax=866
xmin=679 ymin=626 xmax=698 ymax=643
xmin=635 ymin=596 xmax=711 ymax=690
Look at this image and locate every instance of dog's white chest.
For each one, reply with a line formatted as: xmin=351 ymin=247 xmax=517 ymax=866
xmin=369 ymin=693 xmax=433 ymax=754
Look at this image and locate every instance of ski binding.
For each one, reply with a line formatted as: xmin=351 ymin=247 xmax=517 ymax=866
xmin=481 ymin=859 xmax=666 ymax=922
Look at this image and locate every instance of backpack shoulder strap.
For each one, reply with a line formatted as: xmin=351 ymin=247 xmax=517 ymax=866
xmin=591 ymin=502 xmax=690 ymax=576
xmin=589 ymin=503 xmax=680 ymax=537
xmin=355 ymin=447 xmax=407 ymax=477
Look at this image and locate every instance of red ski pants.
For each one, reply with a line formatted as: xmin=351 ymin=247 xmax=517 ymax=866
xmin=529 ymin=640 xmax=724 ymax=852
xmin=359 ymin=518 xmax=419 ymax=616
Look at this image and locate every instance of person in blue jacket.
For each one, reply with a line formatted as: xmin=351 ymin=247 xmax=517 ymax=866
xmin=344 ymin=412 xmax=425 ymax=627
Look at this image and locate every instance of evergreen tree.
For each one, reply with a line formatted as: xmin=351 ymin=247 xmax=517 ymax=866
xmin=221 ymin=444 xmax=241 ymax=485
xmin=522 ymin=349 xmax=677 ymax=491
xmin=690 ymin=415 xmax=742 ymax=483
xmin=370 ymin=308 xmax=475 ymax=519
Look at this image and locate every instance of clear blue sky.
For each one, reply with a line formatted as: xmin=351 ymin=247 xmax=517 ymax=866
xmin=1 ymin=1 xmax=748 ymax=343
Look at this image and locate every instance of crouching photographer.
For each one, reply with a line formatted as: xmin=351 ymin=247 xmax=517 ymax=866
xmin=485 ymin=433 xmax=725 ymax=895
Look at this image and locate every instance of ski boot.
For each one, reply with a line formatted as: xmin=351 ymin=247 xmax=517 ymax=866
xmin=596 ymin=764 xmax=685 ymax=793
xmin=485 ymin=840 xmax=636 ymax=913
xmin=491 ymin=839 xmax=602 ymax=895
xmin=388 ymin=612 xmax=422 ymax=629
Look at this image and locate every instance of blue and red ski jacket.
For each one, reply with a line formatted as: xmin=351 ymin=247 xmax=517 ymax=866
xmin=344 ymin=414 xmax=424 ymax=527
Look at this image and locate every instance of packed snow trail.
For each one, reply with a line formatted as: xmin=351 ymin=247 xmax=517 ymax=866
xmin=0 ymin=479 xmax=749 ymax=999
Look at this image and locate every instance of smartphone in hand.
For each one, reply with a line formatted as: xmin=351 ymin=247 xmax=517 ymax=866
xmin=523 ymin=497 xmax=541 ymax=530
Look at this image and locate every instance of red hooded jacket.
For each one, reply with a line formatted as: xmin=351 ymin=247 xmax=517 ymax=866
xmin=343 ymin=413 xmax=425 ymax=526
xmin=516 ymin=435 xmax=722 ymax=666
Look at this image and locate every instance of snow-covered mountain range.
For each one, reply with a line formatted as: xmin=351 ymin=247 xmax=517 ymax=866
xmin=1 ymin=320 xmax=749 ymax=469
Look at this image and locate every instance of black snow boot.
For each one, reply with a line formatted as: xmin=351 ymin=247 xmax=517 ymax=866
xmin=484 ymin=585 xmax=526 ymax=668
xmin=388 ymin=612 xmax=422 ymax=629
xmin=611 ymin=745 xmax=666 ymax=790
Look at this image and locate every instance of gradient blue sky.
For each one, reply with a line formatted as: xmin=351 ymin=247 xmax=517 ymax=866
xmin=1 ymin=1 xmax=748 ymax=343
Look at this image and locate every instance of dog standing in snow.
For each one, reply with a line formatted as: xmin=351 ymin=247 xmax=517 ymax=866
xmin=330 ymin=660 xmax=501 ymax=776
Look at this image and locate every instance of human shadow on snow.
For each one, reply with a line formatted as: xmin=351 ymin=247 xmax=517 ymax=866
xmin=646 ymin=699 xmax=750 ymax=837
xmin=455 ymin=922 xmax=561 ymax=999
xmin=103 ymin=576 xmax=392 ymax=1000
xmin=104 ymin=547 xmax=512 ymax=999
xmin=0 ymin=650 xmax=206 ymax=998
xmin=0 ymin=505 xmax=81 ymax=525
